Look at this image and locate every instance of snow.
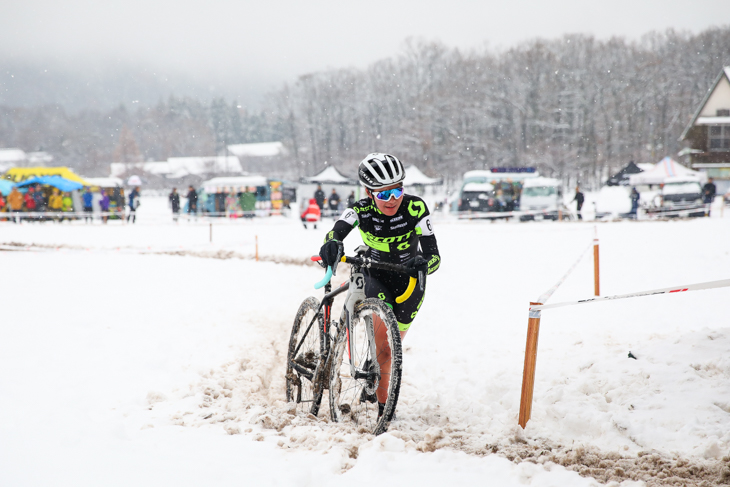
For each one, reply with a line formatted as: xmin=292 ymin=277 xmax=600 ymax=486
xmin=1 ymin=197 xmax=730 ymax=486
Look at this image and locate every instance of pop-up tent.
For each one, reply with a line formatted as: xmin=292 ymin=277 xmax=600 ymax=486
xmin=299 ymin=166 xmax=360 ymax=206
xmin=606 ymin=161 xmax=643 ymax=186
xmin=4 ymin=167 xmax=89 ymax=185
xmin=17 ymin=176 xmax=83 ymax=192
xmin=0 ymin=179 xmax=15 ymax=196
xmin=300 ymin=166 xmax=357 ymax=185
xmin=629 ymin=157 xmax=707 ymax=185
xmin=404 ymin=165 xmax=442 ymax=186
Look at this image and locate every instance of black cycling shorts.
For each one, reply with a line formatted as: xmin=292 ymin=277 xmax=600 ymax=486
xmin=365 ymin=271 xmax=426 ymax=332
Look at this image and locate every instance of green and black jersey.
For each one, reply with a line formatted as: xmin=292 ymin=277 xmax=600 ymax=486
xmin=324 ymin=194 xmax=441 ymax=277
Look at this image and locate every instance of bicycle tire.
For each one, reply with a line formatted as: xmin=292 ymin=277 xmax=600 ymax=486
xmin=328 ymin=298 xmax=402 ymax=435
xmin=286 ymin=296 xmax=326 ymax=416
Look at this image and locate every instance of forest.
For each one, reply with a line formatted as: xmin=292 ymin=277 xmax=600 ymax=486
xmin=1 ymin=26 xmax=728 ymax=187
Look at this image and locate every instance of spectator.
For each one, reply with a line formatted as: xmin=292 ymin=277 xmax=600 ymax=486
xmin=347 ymin=191 xmax=356 ymax=207
xmin=99 ymin=190 xmax=110 ymax=224
xmin=629 ymin=187 xmax=640 ymax=219
xmin=703 ymin=177 xmax=716 ymax=216
xmin=239 ymin=187 xmax=256 ymax=218
xmin=48 ymin=188 xmax=63 ymax=221
xmin=186 ymin=185 xmax=198 ymax=216
xmin=82 ymin=187 xmax=94 ymax=223
xmin=572 ymin=186 xmax=585 ymax=220
xmin=24 ymin=187 xmax=37 ymax=220
xmin=8 ymin=187 xmax=23 ymax=223
xmin=0 ymin=192 xmax=5 ymax=220
xmin=328 ymin=188 xmax=341 ymax=217
xmin=300 ymin=198 xmax=321 ymax=229
xmin=34 ymin=184 xmax=47 ymax=219
xmin=226 ymin=189 xmax=239 ymax=217
xmin=169 ymin=188 xmax=180 ymax=222
xmin=127 ymin=186 xmax=140 ymax=223
xmin=314 ymin=185 xmax=325 ymax=210
xmin=61 ymin=192 xmax=73 ymax=222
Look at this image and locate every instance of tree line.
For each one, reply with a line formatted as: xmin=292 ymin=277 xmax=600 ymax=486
xmin=0 ymin=26 xmax=728 ymax=186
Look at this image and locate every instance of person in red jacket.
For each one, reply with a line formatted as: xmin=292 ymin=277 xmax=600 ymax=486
xmin=300 ymin=198 xmax=321 ymax=229
xmin=24 ymin=187 xmax=37 ymax=221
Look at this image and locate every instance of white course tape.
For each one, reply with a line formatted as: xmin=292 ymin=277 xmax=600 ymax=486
xmin=530 ymin=278 xmax=730 ymax=311
xmin=535 ymin=241 xmax=593 ymax=305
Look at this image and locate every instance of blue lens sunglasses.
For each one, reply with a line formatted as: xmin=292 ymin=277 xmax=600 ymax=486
xmin=373 ymin=186 xmax=404 ymax=201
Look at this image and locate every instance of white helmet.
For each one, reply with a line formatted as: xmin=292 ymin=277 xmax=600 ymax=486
xmin=358 ymin=153 xmax=406 ymax=190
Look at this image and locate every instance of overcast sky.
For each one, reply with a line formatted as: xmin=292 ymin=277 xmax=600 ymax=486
xmin=1 ymin=0 xmax=729 ymax=107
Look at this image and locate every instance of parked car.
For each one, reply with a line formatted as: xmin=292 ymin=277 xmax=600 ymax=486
xmin=519 ymin=177 xmax=568 ymax=221
xmin=458 ymin=182 xmax=502 ymax=213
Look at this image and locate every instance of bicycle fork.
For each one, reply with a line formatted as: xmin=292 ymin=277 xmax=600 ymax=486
xmin=341 ymin=270 xmax=380 ymax=393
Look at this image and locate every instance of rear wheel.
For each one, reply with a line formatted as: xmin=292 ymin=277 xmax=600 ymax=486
xmin=328 ymin=298 xmax=402 ymax=435
xmin=286 ymin=297 xmax=326 ymax=416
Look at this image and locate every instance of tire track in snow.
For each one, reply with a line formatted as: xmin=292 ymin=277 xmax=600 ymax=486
xmin=160 ymin=318 xmax=730 ymax=485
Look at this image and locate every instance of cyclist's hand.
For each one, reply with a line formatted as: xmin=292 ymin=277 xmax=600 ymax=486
xmin=405 ymin=255 xmax=428 ymax=278
xmin=319 ymin=240 xmax=341 ymax=267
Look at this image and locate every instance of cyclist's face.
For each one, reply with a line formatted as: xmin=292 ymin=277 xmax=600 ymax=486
xmin=368 ymin=183 xmax=404 ymax=216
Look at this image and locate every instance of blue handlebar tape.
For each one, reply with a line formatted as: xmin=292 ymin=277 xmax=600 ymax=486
xmin=314 ymin=266 xmax=333 ymax=289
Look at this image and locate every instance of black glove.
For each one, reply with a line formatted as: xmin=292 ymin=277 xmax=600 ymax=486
xmin=319 ymin=240 xmax=342 ymax=268
xmin=404 ymin=255 xmax=428 ymax=278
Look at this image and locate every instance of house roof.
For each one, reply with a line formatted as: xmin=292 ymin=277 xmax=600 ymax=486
xmin=0 ymin=148 xmax=27 ymax=162
xmin=681 ymin=66 xmax=730 ymax=140
xmin=110 ymin=157 xmax=242 ymax=179
xmin=227 ymin=142 xmax=287 ymax=157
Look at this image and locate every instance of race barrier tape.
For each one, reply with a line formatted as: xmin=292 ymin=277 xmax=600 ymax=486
xmin=529 ymin=278 xmax=730 ymax=312
xmin=536 ymin=240 xmax=594 ymax=305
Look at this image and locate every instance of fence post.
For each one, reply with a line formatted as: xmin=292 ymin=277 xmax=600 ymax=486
xmin=593 ymin=227 xmax=600 ymax=296
xmin=519 ymin=302 xmax=542 ymax=429
xmin=255 ymin=235 xmax=259 ymax=262
xmin=209 ymin=223 xmax=212 ymax=243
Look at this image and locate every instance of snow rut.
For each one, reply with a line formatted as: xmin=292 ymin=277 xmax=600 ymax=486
xmin=158 ymin=321 xmax=730 ymax=485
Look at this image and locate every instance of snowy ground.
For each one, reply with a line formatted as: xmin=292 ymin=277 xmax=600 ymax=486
xmin=1 ymin=197 xmax=730 ymax=486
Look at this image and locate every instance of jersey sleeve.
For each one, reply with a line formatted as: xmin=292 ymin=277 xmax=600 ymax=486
xmin=324 ymin=207 xmax=359 ymax=243
xmin=414 ymin=202 xmax=440 ymax=275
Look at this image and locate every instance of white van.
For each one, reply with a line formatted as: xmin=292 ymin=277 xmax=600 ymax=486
xmin=519 ymin=177 xmax=566 ymax=221
xmin=650 ymin=177 xmax=705 ymax=217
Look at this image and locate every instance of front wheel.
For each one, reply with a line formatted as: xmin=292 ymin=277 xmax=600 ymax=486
xmin=328 ymin=298 xmax=402 ymax=435
xmin=286 ymin=297 xmax=326 ymax=416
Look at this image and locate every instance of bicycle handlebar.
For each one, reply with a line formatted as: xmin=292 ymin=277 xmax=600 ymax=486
xmin=314 ymin=266 xmax=333 ymax=289
xmin=312 ymin=254 xmax=420 ymax=302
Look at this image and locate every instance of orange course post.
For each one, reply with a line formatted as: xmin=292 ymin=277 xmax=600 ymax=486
xmin=518 ymin=302 xmax=542 ymax=429
xmin=593 ymin=229 xmax=600 ymax=296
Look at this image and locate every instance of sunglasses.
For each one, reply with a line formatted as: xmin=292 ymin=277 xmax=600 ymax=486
xmin=373 ymin=186 xmax=404 ymax=201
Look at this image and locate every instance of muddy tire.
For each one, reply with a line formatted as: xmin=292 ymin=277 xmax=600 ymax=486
xmin=328 ymin=298 xmax=402 ymax=435
xmin=286 ymin=296 xmax=326 ymax=416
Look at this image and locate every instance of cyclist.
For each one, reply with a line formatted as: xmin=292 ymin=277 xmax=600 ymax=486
xmin=318 ymin=153 xmax=441 ymax=416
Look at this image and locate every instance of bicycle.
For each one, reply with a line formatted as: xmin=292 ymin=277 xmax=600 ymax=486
xmin=286 ymin=244 xmax=423 ymax=435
